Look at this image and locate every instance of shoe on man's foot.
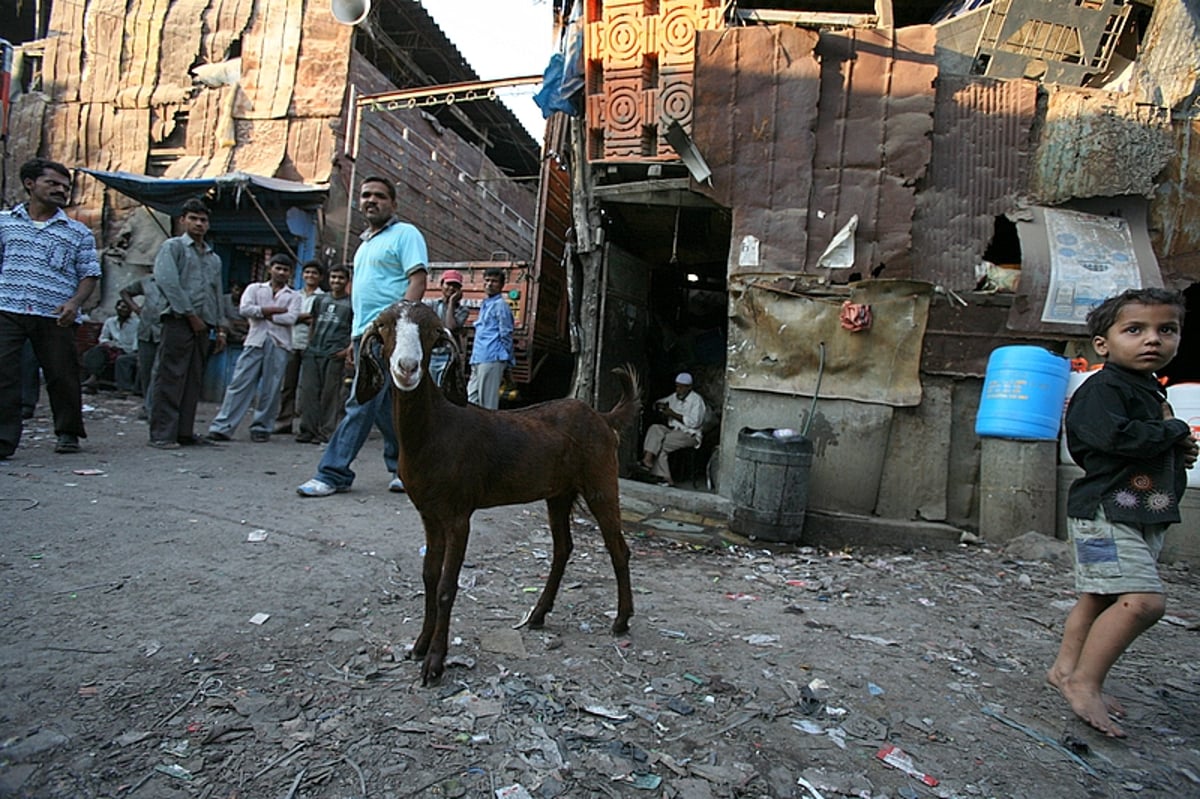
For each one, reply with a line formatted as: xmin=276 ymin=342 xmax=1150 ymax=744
xmin=250 ymin=431 xmax=270 ymax=443
xmin=207 ymin=430 xmax=232 ymax=442
xmin=179 ymin=435 xmax=219 ymax=446
xmin=388 ymin=477 xmax=406 ymax=493
xmin=147 ymin=439 xmax=181 ymax=450
xmin=54 ymin=434 xmax=81 ymax=454
xmin=297 ymin=478 xmax=347 ymax=497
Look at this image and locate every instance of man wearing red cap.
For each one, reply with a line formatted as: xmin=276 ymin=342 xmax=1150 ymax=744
xmin=426 ymin=269 xmax=468 ymax=386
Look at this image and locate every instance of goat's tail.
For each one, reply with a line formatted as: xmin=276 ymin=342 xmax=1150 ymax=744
xmin=603 ymin=364 xmax=642 ymax=439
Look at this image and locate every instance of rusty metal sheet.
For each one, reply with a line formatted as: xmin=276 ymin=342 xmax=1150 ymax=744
xmin=1152 ymin=119 xmax=1200 ymax=283
xmin=728 ymin=279 xmax=932 ymax=407
xmin=692 ymin=26 xmax=822 ymax=274
xmin=1029 ymin=87 xmax=1173 ymax=204
xmin=202 ymin=0 xmax=256 ymax=63
xmin=805 ymin=26 xmax=937 ymax=280
xmin=1137 ymin=0 xmax=1200 ymax=112
xmin=119 ymin=0 xmax=171 ymax=109
xmin=283 ymin=117 xmax=335 ymax=184
xmin=80 ymin=0 xmax=125 ymax=105
xmin=2 ymin=94 xmax=48 ymax=207
xmin=910 ymin=76 xmax=1037 ymax=292
xmin=44 ymin=0 xmax=86 ymax=103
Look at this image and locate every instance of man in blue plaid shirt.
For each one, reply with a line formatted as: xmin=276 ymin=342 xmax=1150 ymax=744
xmin=0 ymin=158 xmax=101 ymax=459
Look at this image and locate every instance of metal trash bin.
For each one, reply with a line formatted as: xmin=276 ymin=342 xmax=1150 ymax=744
xmin=729 ymin=427 xmax=813 ymax=543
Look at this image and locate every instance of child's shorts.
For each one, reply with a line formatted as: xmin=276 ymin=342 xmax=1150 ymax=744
xmin=1068 ymin=508 xmax=1166 ymax=595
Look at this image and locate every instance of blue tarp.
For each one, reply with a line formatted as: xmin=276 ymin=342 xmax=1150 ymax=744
xmin=79 ymin=169 xmax=328 ymax=216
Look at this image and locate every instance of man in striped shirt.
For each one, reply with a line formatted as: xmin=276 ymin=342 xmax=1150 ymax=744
xmin=0 ymin=158 xmax=101 ymax=459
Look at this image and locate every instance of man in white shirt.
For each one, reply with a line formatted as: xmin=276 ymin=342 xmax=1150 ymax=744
xmin=637 ymin=372 xmax=706 ymax=486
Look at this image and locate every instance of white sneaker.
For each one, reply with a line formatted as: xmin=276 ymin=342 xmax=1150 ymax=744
xmin=296 ymin=478 xmax=345 ymax=497
xmin=388 ymin=477 xmax=406 ymax=493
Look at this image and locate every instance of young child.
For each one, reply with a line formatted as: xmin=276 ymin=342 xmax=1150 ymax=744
xmin=1048 ymin=287 xmax=1198 ymax=737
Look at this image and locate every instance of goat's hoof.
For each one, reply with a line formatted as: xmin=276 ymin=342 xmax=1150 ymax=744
xmin=420 ymin=655 xmax=445 ymax=686
xmin=611 ymin=618 xmax=631 ymax=635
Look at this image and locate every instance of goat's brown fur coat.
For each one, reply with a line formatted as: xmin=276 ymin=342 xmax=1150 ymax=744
xmin=358 ymin=301 xmax=641 ymax=684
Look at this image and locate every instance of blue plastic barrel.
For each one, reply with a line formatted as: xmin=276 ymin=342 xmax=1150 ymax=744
xmin=975 ymin=346 xmax=1070 ymax=441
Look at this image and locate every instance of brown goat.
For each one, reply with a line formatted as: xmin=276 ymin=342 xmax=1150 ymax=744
xmin=356 ymin=301 xmax=641 ymax=684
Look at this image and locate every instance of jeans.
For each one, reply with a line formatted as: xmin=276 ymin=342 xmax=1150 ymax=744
xmin=312 ymin=339 xmax=398 ymax=489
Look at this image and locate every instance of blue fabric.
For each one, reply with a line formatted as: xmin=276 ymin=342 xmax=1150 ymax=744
xmin=0 ymin=204 xmax=101 ymax=321
xmin=469 ymin=293 xmax=514 ymax=366
xmin=350 ymin=219 xmax=427 ymax=337
xmin=533 ymin=53 xmax=582 ymax=118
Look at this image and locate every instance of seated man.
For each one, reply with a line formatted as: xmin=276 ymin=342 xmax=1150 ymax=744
xmin=637 ymin=372 xmax=706 ymax=486
xmin=81 ymin=299 xmax=139 ymax=393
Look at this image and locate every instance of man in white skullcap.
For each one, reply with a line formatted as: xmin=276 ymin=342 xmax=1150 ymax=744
xmin=637 ymin=372 xmax=706 ymax=486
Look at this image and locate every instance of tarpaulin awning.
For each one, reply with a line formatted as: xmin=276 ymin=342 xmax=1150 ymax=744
xmin=79 ymin=169 xmax=328 ymax=216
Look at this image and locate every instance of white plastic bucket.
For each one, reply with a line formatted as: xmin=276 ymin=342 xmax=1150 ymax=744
xmin=1166 ymin=383 xmax=1200 ymax=489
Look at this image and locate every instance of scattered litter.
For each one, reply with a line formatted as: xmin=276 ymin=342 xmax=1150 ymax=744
xmin=867 ymin=682 xmax=884 ymax=696
xmin=246 ymin=529 xmax=268 ymax=542
xmin=72 ymin=469 xmax=105 ymax=476
xmin=154 ymin=763 xmax=192 ymax=781
xmin=848 ymin=634 xmax=898 ymax=647
xmin=742 ymin=634 xmax=780 ymax=646
xmin=141 ymin=640 xmax=162 ymax=658
xmin=725 ymin=592 xmax=760 ymax=601
xmin=583 ymin=704 xmax=630 ymax=721
xmin=658 ymin=629 xmax=687 ymax=639
xmin=248 ymin=612 xmax=270 ymax=625
xmin=875 ymin=744 xmax=939 ymax=786
xmin=495 ymin=784 xmax=534 ymax=799
xmin=796 ymin=775 xmax=827 ymax=799
xmin=630 ymin=773 xmax=662 ymax=790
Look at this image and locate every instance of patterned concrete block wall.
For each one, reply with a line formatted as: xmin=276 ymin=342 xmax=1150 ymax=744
xmin=584 ymin=0 xmax=723 ymax=161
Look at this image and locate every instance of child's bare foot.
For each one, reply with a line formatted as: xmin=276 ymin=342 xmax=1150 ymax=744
xmin=1046 ymin=670 xmax=1126 ymax=718
xmin=1054 ymin=678 xmax=1126 ymax=737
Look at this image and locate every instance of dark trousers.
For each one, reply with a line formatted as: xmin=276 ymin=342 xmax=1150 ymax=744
xmin=275 ymin=347 xmax=303 ymax=430
xmin=149 ymin=316 xmax=209 ymax=443
xmin=21 ymin=340 xmax=40 ymax=417
xmin=0 ymin=311 xmax=85 ymax=457
xmin=298 ymin=351 xmax=348 ymax=442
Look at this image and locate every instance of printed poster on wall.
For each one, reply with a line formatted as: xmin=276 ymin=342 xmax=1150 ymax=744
xmin=1040 ymin=207 xmax=1142 ymax=325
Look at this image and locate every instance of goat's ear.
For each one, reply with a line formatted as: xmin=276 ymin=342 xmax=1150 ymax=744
xmin=353 ymin=324 xmax=385 ymax=404
xmin=439 ymin=330 xmax=469 ymax=406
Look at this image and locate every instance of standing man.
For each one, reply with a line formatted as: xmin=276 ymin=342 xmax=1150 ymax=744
xmin=148 ymin=197 xmax=226 ymax=449
xmin=274 ymin=260 xmax=324 ymax=434
xmin=0 ymin=158 xmax=101 ymax=458
xmin=296 ymin=176 xmax=427 ymax=497
xmin=467 ymin=266 xmax=514 ymax=410
xmin=119 ymin=273 xmax=165 ymax=420
xmin=425 ymin=268 xmax=468 ymax=386
xmin=297 ymin=263 xmax=353 ymax=444
xmin=208 ymin=253 xmax=301 ymax=442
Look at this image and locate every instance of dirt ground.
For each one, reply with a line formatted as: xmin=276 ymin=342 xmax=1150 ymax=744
xmin=2 ymin=392 xmax=1200 ymax=799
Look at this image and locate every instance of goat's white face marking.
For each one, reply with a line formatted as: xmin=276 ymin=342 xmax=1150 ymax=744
xmin=389 ymin=315 xmax=424 ymax=392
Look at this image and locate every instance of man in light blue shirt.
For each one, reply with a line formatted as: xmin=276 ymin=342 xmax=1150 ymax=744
xmin=467 ymin=267 xmax=514 ymax=410
xmin=297 ymin=176 xmax=427 ymax=497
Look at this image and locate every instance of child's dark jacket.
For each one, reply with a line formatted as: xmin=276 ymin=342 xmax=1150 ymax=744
xmin=1066 ymin=364 xmax=1191 ymax=524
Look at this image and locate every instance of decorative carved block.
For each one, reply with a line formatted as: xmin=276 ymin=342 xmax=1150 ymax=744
xmin=585 ymin=0 xmax=724 ymax=161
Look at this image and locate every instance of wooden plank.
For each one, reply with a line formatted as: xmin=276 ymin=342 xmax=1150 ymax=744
xmin=45 ymin=0 xmax=86 ymax=103
xmin=203 ymin=0 xmax=256 ymax=63
xmin=293 ymin=1 xmax=353 ymax=117
xmin=81 ymin=0 xmax=124 ymax=104
xmin=237 ymin=0 xmax=302 ymax=119
xmin=151 ymin=0 xmax=209 ymax=107
xmin=121 ymin=0 xmax=171 ymax=109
